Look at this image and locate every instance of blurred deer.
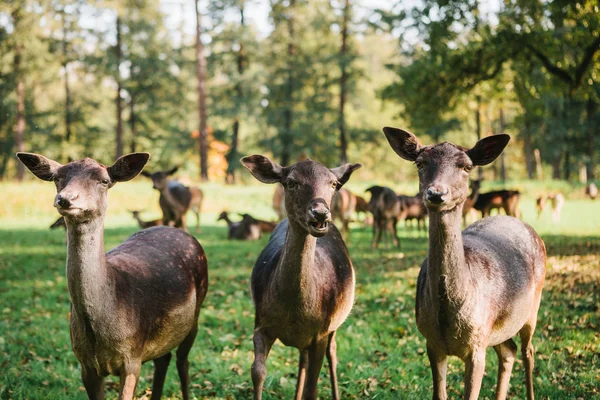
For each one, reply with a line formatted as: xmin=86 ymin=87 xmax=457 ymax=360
xmin=536 ymin=193 xmax=565 ymax=222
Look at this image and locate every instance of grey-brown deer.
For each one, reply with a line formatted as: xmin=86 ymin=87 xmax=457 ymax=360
xmin=331 ymin=188 xmax=357 ymax=239
xmin=130 ymin=210 xmax=163 ymax=229
xmin=241 ymin=155 xmax=361 ymax=400
xmin=141 ymin=167 xmax=203 ymax=232
xmin=17 ymin=152 xmax=209 ymax=400
xmin=382 ymin=127 xmax=546 ymax=400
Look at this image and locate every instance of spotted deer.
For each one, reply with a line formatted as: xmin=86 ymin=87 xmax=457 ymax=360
xmin=17 ymin=152 xmax=208 ymax=400
xmin=241 ymin=155 xmax=361 ymax=400
xmin=382 ymin=127 xmax=546 ymax=400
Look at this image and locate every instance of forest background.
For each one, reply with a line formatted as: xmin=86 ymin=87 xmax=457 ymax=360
xmin=1 ymin=0 xmax=599 ymax=186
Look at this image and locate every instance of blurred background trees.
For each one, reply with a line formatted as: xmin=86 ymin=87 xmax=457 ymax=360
xmin=0 ymin=0 xmax=598 ymax=182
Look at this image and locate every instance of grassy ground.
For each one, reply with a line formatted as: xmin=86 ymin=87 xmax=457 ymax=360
xmin=0 ymin=179 xmax=599 ymax=399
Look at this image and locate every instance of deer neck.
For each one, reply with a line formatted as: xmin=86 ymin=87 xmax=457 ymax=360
xmin=274 ymin=220 xmax=318 ymax=304
xmin=161 ymin=181 xmax=181 ymax=208
xmin=65 ymin=217 xmax=115 ymax=322
xmin=426 ymin=205 xmax=469 ymax=303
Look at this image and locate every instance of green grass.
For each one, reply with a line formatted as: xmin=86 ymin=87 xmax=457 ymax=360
xmin=0 ymin=180 xmax=599 ymax=399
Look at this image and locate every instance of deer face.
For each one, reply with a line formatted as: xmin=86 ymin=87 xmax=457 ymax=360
xmin=383 ymin=127 xmax=509 ymax=212
xmin=241 ymin=155 xmax=361 ymax=237
xmin=141 ymin=167 xmax=178 ymax=191
xmin=16 ymin=152 xmax=149 ymax=222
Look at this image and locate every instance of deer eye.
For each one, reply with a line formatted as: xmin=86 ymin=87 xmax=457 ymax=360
xmin=463 ymin=164 xmax=473 ymax=173
xmin=415 ymin=160 xmax=426 ymax=169
xmin=287 ymin=180 xmax=297 ymax=189
xmin=331 ymin=181 xmax=338 ymax=189
xmin=100 ymin=179 xmax=110 ymax=185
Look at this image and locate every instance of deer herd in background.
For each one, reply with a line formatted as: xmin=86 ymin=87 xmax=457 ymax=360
xmin=18 ymin=127 xmax=598 ymax=400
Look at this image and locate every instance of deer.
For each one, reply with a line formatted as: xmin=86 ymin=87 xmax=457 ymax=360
xmin=239 ymin=213 xmax=277 ymax=234
xmin=536 ymin=193 xmax=565 ymax=222
xmin=129 ymin=210 xmax=163 ymax=229
xmin=217 ymin=211 xmax=261 ymax=240
xmin=397 ymin=193 xmax=427 ymax=233
xmin=141 ymin=167 xmax=203 ymax=232
xmin=16 ymin=152 xmax=209 ymax=400
xmin=461 ymin=179 xmax=481 ymax=226
xmin=382 ymin=127 xmax=546 ymax=400
xmin=240 ymin=155 xmax=361 ymax=400
xmin=585 ymin=182 xmax=598 ymax=200
xmin=366 ymin=185 xmax=400 ymax=248
xmin=354 ymin=194 xmax=370 ymax=225
xmin=474 ymin=189 xmax=521 ymax=218
xmin=331 ymin=188 xmax=357 ymax=239
xmin=50 ymin=216 xmax=66 ymax=229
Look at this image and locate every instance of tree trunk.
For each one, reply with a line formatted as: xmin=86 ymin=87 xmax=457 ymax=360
xmin=534 ymin=148 xmax=543 ymax=180
xmin=13 ymin=6 xmax=25 ymax=181
xmin=586 ymin=97 xmax=596 ymax=180
xmin=226 ymin=2 xmax=246 ymax=184
xmin=338 ymin=0 xmax=350 ymax=165
xmin=523 ymin=120 xmax=534 ymax=179
xmin=497 ymin=106 xmax=507 ymax=182
xmin=552 ymin=153 xmax=561 ymax=180
xmin=281 ymin=0 xmax=296 ymax=167
xmin=195 ymin=0 xmax=209 ymax=180
xmin=475 ymin=95 xmax=483 ymax=180
xmin=129 ymin=95 xmax=136 ymax=153
xmin=115 ymin=15 xmax=124 ymax=159
xmin=564 ymin=150 xmax=571 ymax=180
xmin=62 ymin=10 xmax=72 ymax=144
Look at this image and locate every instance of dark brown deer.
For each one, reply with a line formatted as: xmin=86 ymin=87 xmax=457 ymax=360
xmin=474 ymin=189 xmax=521 ymax=218
xmin=141 ymin=167 xmax=203 ymax=232
xmin=366 ymin=185 xmax=400 ymax=248
xmin=17 ymin=152 xmax=208 ymax=400
xmin=461 ymin=179 xmax=481 ymax=225
xmin=397 ymin=193 xmax=427 ymax=233
xmin=217 ymin=211 xmax=261 ymax=240
xmin=241 ymin=155 xmax=360 ymax=400
xmin=383 ymin=127 xmax=546 ymax=400
xmin=130 ymin=210 xmax=163 ymax=229
xmin=331 ymin=188 xmax=357 ymax=239
xmin=239 ymin=213 xmax=277 ymax=234
xmin=354 ymin=194 xmax=370 ymax=225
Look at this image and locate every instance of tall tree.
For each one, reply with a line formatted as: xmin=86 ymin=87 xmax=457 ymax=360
xmin=12 ymin=6 xmax=26 ymax=181
xmin=195 ymin=0 xmax=209 ymax=180
xmin=115 ymin=15 xmax=124 ymax=159
xmin=338 ymin=0 xmax=350 ymax=164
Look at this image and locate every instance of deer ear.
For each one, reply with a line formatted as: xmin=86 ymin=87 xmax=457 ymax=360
xmin=16 ymin=152 xmax=62 ymax=181
xmin=382 ymin=127 xmax=422 ymax=161
xmin=466 ymin=134 xmax=510 ymax=166
xmin=107 ymin=153 xmax=150 ymax=182
xmin=330 ymin=163 xmax=362 ymax=190
xmin=167 ymin=166 xmax=178 ymax=176
xmin=240 ymin=155 xmax=283 ymax=184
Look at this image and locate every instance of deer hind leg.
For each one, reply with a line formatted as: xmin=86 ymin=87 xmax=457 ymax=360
xmin=520 ymin=320 xmax=538 ymax=400
xmin=176 ymin=327 xmax=199 ymax=400
xmin=150 ymin=352 xmax=172 ymax=400
xmin=251 ymin=329 xmax=275 ymax=400
xmin=390 ymin=217 xmax=400 ymax=248
xmin=463 ymin=348 xmax=486 ymax=400
xmin=81 ymin=364 xmax=105 ymax=400
xmin=303 ymin=337 xmax=328 ymax=400
xmin=294 ymin=350 xmax=309 ymax=400
xmin=325 ymin=331 xmax=340 ymax=400
xmin=493 ymin=339 xmax=517 ymax=400
xmin=426 ymin=344 xmax=448 ymax=400
xmin=371 ymin=218 xmax=381 ymax=248
xmin=118 ymin=361 xmax=142 ymax=400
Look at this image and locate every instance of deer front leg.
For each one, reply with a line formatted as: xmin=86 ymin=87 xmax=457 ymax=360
xmin=119 ymin=362 xmax=142 ymax=400
xmin=426 ymin=344 xmax=448 ymax=400
xmin=303 ymin=337 xmax=328 ymax=400
xmin=294 ymin=349 xmax=309 ymax=400
xmin=326 ymin=331 xmax=340 ymax=400
xmin=493 ymin=339 xmax=517 ymax=400
xmin=81 ymin=364 xmax=105 ymax=400
xmin=464 ymin=348 xmax=486 ymax=400
xmin=251 ymin=329 xmax=275 ymax=400
xmin=520 ymin=323 xmax=537 ymax=400
xmin=176 ymin=327 xmax=199 ymax=400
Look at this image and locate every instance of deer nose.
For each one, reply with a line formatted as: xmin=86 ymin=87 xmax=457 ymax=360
xmin=426 ymin=186 xmax=448 ymax=204
xmin=55 ymin=192 xmax=79 ymax=209
xmin=309 ymin=201 xmax=331 ymax=223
